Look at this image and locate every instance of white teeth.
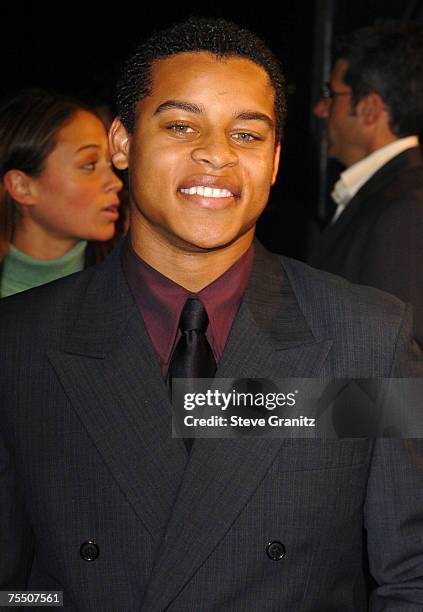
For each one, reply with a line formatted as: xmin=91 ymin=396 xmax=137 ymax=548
xmin=180 ymin=186 xmax=234 ymax=198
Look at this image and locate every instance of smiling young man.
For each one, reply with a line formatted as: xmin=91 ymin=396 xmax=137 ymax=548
xmin=1 ymin=17 xmax=423 ymax=612
xmin=111 ymin=40 xmax=281 ymax=291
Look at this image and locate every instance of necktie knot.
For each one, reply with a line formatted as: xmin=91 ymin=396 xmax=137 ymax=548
xmin=179 ymin=298 xmax=209 ymax=333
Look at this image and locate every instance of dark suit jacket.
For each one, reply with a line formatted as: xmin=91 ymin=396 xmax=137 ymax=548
xmin=1 ymin=242 xmax=423 ymax=611
xmin=309 ymin=147 xmax=423 ymax=347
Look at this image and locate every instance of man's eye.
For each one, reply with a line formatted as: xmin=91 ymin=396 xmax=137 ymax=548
xmin=232 ymin=132 xmax=257 ymax=142
xmin=168 ymin=123 xmax=195 ymax=134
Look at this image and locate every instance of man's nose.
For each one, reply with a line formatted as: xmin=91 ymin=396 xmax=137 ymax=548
xmin=313 ymin=98 xmax=329 ymax=119
xmin=191 ymin=133 xmax=238 ymax=169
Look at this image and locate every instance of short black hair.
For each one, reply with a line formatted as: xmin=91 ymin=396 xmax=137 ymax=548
xmin=117 ymin=17 xmax=286 ymax=142
xmin=334 ymin=22 xmax=423 ymax=137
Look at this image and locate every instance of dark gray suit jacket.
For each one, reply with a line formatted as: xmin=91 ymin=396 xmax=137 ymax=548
xmin=1 ymin=242 xmax=423 ymax=611
xmin=309 ymin=147 xmax=423 ymax=347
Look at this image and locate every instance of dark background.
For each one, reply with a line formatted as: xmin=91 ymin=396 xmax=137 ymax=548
xmin=2 ymin=1 xmax=422 ymax=259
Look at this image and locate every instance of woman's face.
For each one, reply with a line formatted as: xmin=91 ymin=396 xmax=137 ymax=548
xmin=28 ymin=110 xmax=123 ymax=243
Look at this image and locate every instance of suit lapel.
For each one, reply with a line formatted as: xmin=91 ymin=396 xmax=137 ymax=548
xmin=217 ymin=241 xmax=332 ymax=378
xmin=48 ymin=248 xmax=188 ymax=542
xmin=142 ymin=243 xmax=333 ymax=611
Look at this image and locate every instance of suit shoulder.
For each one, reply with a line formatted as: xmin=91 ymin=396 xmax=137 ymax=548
xmin=1 ymin=264 xmax=95 ymax=313
xmin=372 ymin=190 xmax=423 ymax=229
xmin=0 ymin=242 xmax=126 ymax=319
xmin=367 ymin=156 xmax=423 ymax=211
xmin=280 ymin=255 xmax=407 ymax=325
xmin=0 ymin=263 xmax=101 ymax=347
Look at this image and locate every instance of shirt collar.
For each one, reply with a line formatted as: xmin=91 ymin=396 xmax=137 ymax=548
xmin=121 ymin=235 xmax=253 ymax=374
xmin=331 ymin=135 xmax=419 ymax=222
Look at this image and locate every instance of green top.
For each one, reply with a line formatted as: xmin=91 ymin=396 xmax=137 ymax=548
xmin=1 ymin=241 xmax=87 ymax=298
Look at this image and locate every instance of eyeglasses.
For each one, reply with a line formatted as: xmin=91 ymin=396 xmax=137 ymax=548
xmin=322 ymin=82 xmax=352 ymax=99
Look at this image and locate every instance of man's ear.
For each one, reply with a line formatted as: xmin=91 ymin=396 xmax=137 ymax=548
xmin=358 ymin=93 xmax=386 ymax=126
xmin=271 ymin=143 xmax=281 ymax=186
xmin=109 ymin=118 xmax=131 ymax=170
xmin=3 ymin=170 xmax=37 ymax=206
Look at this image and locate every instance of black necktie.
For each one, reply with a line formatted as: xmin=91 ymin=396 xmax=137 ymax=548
xmin=168 ymin=298 xmax=217 ymax=451
xmin=169 ymin=298 xmax=217 ymax=379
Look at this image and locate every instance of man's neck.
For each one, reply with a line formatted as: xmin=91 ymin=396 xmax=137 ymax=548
xmin=344 ymin=129 xmax=398 ymax=168
xmin=129 ymin=215 xmax=255 ymax=292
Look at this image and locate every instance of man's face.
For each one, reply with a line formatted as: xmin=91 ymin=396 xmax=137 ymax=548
xmin=314 ymin=59 xmax=364 ymax=167
xmin=112 ymin=52 xmax=280 ymax=252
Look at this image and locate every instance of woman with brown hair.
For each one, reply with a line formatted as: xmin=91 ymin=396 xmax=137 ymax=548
xmin=0 ymin=89 xmax=123 ymax=297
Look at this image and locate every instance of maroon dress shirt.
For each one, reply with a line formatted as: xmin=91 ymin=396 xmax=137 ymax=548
xmin=121 ymin=236 xmax=253 ymax=377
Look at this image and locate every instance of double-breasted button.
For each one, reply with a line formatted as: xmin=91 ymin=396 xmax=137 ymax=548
xmin=80 ymin=541 xmax=99 ymax=561
xmin=266 ymin=541 xmax=286 ymax=560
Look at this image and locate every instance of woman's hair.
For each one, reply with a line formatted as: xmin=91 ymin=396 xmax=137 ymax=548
xmin=0 ymin=89 xmax=95 ymax=261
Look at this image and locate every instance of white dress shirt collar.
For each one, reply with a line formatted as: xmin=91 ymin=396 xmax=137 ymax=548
xmin=331 ymin=136 xmax=419 ymax=223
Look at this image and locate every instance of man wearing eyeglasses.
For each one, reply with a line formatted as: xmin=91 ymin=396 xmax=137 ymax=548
xmin=310 ymin=23 xmax=423 ymax=347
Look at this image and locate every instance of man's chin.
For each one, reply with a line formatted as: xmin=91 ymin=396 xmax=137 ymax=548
xmin=326 ymin=141 xmax=344 ymax=163
xmin=176 ymin=237 xmax=238 ymax=253
xmin=327 ymin=141 xmax=336 ymax=158
xmin=170 ymin=228 xmax=253 ymax=254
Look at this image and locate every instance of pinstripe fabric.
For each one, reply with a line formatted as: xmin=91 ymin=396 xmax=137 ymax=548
xmin=1 ymin=242 xmax=423 ymax=611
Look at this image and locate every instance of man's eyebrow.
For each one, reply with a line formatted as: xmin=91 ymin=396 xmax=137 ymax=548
xmin=153 ymin=101 xmax=274 ymax=129
xmin=154 ymin=100 xmax=204 ymax=115
xmin=235 ymin=111 xmax=274 ymax=129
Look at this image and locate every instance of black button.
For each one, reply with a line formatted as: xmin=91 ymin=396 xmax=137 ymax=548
xmin=80 ymin=541 xmax=99 ymax=561
xmin=266 ymin=541 xmax=286 ymax=560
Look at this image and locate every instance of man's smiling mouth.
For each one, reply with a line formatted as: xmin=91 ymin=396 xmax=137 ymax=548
xmin=179 ymin=186 xmax=233 ymax=198
xmin=177 ymin=175 xmax=241 ymax=202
